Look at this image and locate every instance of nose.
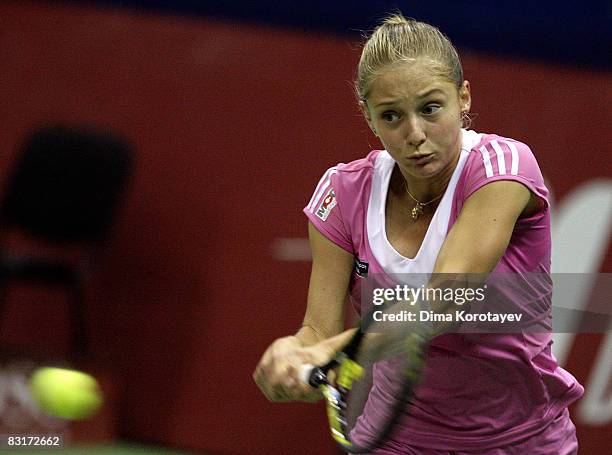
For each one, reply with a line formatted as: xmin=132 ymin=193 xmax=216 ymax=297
xmin=404 ymin=115 xmax=426 ymax=148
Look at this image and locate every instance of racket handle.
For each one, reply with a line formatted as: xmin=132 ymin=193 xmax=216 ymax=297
xmin=299 ymin=364 xmax=315 ymax=385
xmin=299 ymin=364 xmax=327 ymax=387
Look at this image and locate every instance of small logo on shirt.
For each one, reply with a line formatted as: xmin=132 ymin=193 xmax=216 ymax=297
xmin=354 ymin=258 xmax=369 ymax=278
xmin=316 ymin=188 xmax=337 ymax=221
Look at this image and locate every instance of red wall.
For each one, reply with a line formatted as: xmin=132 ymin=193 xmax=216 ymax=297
xmin=0 ymin=2 xmax=610 ymax=454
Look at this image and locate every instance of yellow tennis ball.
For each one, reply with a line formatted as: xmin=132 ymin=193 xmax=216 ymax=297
xmin=29 ymin=367 xmax=103 ymax=420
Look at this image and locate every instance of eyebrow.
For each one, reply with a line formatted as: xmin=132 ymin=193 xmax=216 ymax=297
xmin=373 ymin=88 xmax=446 ymax=108
xmin=417 ymin=88 xmax=446 ymax=98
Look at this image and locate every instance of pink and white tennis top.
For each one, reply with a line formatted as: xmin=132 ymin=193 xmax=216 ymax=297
xmin=303 ymin=129 xmax=584 ymax=450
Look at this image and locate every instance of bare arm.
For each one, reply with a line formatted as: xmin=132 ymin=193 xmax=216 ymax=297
xmin=297 ymin=222 xmax=354 ymax=345
xmin=253 ymin=222 xmax=354 ymax=401
xmin=308 ymin=180 xmax=535 ymax=363
xmin=259 ymin=181 xmax=537 ymax=396
xmin=434 ymin=180 xmax=532 ymax=274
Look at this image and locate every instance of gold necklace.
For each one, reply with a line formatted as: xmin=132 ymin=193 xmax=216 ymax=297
xmin=404 ymin=181 xmax=444 ymax=220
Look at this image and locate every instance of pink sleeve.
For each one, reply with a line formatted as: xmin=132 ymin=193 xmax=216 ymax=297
xmin=303 ymin=166 xmax=353 ymax=253
xmin=463 ymin=137 xmax=550 ymax=210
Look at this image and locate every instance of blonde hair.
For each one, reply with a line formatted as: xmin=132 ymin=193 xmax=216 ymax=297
xmin=355 ymin=13 xmax=464 ymax=101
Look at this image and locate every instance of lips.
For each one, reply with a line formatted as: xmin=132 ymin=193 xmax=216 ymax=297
xmin=408 ymin=154 xmax=434 ymax=165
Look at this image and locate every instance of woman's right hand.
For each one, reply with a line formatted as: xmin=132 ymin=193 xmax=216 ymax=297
xmin=252 ymin=336 xmax=324 ymax=403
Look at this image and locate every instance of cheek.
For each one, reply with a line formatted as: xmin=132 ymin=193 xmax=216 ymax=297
xmin=430 ymin=114 xmax=462 ymax=146
xmin=378 ymin=130 xmax=403 ymax=149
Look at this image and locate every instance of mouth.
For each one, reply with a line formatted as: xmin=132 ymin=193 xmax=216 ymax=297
xmin=408 ymin=153 xmax=434 ymax=165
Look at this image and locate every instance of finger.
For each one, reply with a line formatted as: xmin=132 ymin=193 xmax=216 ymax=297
xmin=300 ymin=391 xmax=323 ymax=403
xmin=270 ymin=362 xmax=310 ymax=402
xmin=256 ymin=364 xmax=294 ymax=402
xmin=258 ymin=378 xmax=285 ymax=402
xmin=286 ymin=362 xmax=312 ymax=386
xmin=254 ymin=342 xmax=306 ymax=402
xmin=254 ymin=364 xmax=283 ymax=402
xmin=253 ymin=353 xmax=270 ymax=387
xmin=286 ymin=365 xmax=321 ymax=401
xmin=254 ymin=375 xmax=273 ymax=400
xmin=269 ymin=385 xmax=296 ymax=403
xmin=253 ymin=364 xmax=268 ymax=391
xmin=295 ymin=382 xmax=324 ymax=403
xmin=254 ymin=353 xmax=284 ymax=392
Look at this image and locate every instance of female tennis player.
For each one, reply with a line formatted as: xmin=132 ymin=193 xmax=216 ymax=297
xmin=253 ymin=13 xmax=583 ymax=454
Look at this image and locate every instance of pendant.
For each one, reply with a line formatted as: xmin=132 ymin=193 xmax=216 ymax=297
xmin=411 ymin=203 xmax=423 ymax=220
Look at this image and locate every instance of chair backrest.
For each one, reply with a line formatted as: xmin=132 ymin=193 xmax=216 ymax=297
xmin=0 ymin=125 xmax=134 ymax=244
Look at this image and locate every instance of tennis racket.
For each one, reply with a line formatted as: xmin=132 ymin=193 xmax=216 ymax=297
xmin=299 ymin=304 xmax=430 ymax=453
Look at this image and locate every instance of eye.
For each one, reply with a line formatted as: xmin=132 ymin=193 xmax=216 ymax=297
xmin=381 ymin=111 xmax=401 ymax=122
xmin=422 ymin=103 xmax=442 ymax=115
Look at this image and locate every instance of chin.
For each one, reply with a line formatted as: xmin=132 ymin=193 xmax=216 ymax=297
xmin=419 ymin=167 xmax=443 ymax=179
xmin=407 ymin=163 xmax=442 ymax=179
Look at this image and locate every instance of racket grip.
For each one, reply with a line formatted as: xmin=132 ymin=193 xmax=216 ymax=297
xmin=299 ymin=364 xmax=328 ymax=387
xmin=298 ymin=364 xmax=315 ymax=385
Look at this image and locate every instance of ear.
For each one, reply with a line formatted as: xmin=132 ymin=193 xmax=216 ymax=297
xmin=459 ymin=80 xmax=471 ymax=113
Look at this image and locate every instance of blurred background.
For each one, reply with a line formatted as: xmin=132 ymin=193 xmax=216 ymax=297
xmin=0 ymin=0 xmax=610 ymax=454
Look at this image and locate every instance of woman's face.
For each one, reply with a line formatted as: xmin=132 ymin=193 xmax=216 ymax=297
xmin=363 ymin=58 xmax=471 ymax=181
